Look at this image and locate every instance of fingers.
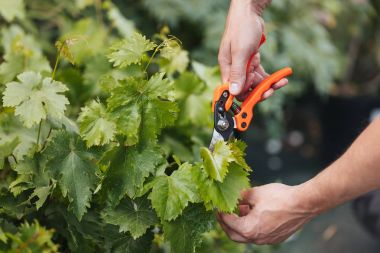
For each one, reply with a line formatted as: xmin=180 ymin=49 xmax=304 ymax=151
xmin=239 ymin=188 xmax=256 ymax=206
xmin=272 ymin=78 xmax=288 ymax=90
xmin=229 ymin=49 xmax=253 ymax=96
xmin=216 ymin=213 xmax=249 ymax=243
xmin=219 ymin=212 xmax=249 ymax=235
xmin=261 ymin=78 xmax=288 ymax=100
xmin=218 ymin=39 xmax=232 ymax=84
xmin=239 ymin=204 xmax=251 ymax=216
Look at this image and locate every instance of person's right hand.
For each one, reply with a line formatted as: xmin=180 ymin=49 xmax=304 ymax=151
xmin=218 ymin=0 xmax=288 ymax=101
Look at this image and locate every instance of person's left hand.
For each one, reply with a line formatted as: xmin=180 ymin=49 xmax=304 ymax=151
xmin=217 ymin=183 xmax=318 ymax=244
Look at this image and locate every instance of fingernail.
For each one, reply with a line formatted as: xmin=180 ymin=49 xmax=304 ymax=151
xmin=230 ymin=83 xmax=240 ymax=95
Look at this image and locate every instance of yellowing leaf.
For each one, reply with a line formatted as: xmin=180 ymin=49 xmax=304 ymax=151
xmin=2 ymin=71 xmax=69 ymax=128
xmin=78 ymin=100 xmax=116 ymax=147
xmin=108 ymin=33 xmax=156 ymax=68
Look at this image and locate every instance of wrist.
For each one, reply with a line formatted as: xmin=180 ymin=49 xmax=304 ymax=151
xmin=293 ymin=180 xmax=327 ymax=217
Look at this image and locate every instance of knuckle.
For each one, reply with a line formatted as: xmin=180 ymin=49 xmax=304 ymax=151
xmin=229 ymin=68 xmax=244 ymax=79
xmin=218 ymin=54 xmax=230 ymax=65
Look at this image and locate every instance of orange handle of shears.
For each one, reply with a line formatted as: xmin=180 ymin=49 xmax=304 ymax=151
xmin=234 ymin=67 xmax=293 ymax=131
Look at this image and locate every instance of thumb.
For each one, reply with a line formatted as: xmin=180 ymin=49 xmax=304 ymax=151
xmin=229 ymin=52 xmax=250 ymax=96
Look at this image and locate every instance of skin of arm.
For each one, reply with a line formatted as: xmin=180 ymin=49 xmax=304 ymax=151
xmin=217 ymin=117 xmax=380 ymax=244
xmin=218 ymin=0 xmax=288 ymax=101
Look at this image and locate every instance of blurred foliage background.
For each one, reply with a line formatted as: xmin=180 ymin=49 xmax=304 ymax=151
xmin=0 ymin=0 xmax=379 ymax=252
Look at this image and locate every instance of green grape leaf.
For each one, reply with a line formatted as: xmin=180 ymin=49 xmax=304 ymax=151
xmin=163 ymin=204 xmax=215 ymax=253
xmin=200 ymin=141 xmax=234 ymax=182
xmin=2 ymin=71 xmax=69 ymax=128
xmin=108 ymin=33 xmax=156 ymax=68
xmin=8 ymin=155 xmax=52 ymax=211
xmin=174 ymin=71 xmax=205 ymax=99
xmin=107 ymin=229 xmax=154 ymax=253
xmin=0 ymin=112 xmax=38 ymax=161
xmin=101 ymin=143 xmax=165 ymax=205
xmin=43 ymin=131 xmax=99 ymax=220
xmin=102 ymin=196 xmax=158 ymax=239
xmin=0 ymin=0 xmax=25 ymax=22
xmin=229 ymin=140 xmax=251 ymax=171
xmin=78 ymin=100 xmax=116 ymax=147
xmin=149 ymin=163 xmax=200 ymax=221
xmin=193 ymin=163 xmax=250 ymax=212
xmin=107 ymin=73 xmax=178 ymax=145
xmin=30 ymin=185 xmax=52 ymax=210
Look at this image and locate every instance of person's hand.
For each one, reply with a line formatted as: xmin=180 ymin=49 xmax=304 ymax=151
xmin=218 ymin=0 xmax=288 ymax=101
xmin=217 ymin=183 xmax=319 ymax=244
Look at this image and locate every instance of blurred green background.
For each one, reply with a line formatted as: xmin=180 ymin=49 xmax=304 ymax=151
xmin=1 ymin=0 xmax=380 ymax=252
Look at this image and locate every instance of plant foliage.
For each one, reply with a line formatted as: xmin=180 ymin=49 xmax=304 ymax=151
xmin=0 ymin=2 xmax=253 ymax=252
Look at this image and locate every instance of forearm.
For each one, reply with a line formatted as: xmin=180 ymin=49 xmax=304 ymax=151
xmin=299 ymin=118 xmax=380 ymax=214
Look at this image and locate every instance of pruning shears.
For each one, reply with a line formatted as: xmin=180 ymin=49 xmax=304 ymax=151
xmin=209 ymin=34 xmax=293 ymax=150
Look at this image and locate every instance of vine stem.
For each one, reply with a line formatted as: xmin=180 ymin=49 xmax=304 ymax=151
xmin=144 ymin=40 xmax=167 ymax=73
xmin=144 ymin=36 xmax=181 ymax=73
xmin=36 ymin=120 xmax=42 ymax=149
xmin=51 ymin=46 xmax=63 ymax=81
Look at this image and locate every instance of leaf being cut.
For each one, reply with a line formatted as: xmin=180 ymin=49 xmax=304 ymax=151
xmin=43 ymin=131 xmax=99 ymax=220
xmin=108 ymin=33 xmax=156 ymax=68
xmin=102 ymin=196 xmax=158 ymax=239
xmin=78 ymin=100 xmax=116 ymax=147
xmin=163 ymin=204 xmax=215 ymax=253
xmin=200 ymin=141 xmax=234 ymax=182
xmin=192 ymin=163 xmax=250 ymax=212
xmin=2 ymin=71 xmax=69 ymax=128
xmin=149 ymin=163 xmax=200 ymax=221
xmin=200 ymin=141 xmax=251 ymax=182
xmin=107 ymin=73 xmax=178 ymax=145
xmin=101 ymin=143 xmax=165 ymax=205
